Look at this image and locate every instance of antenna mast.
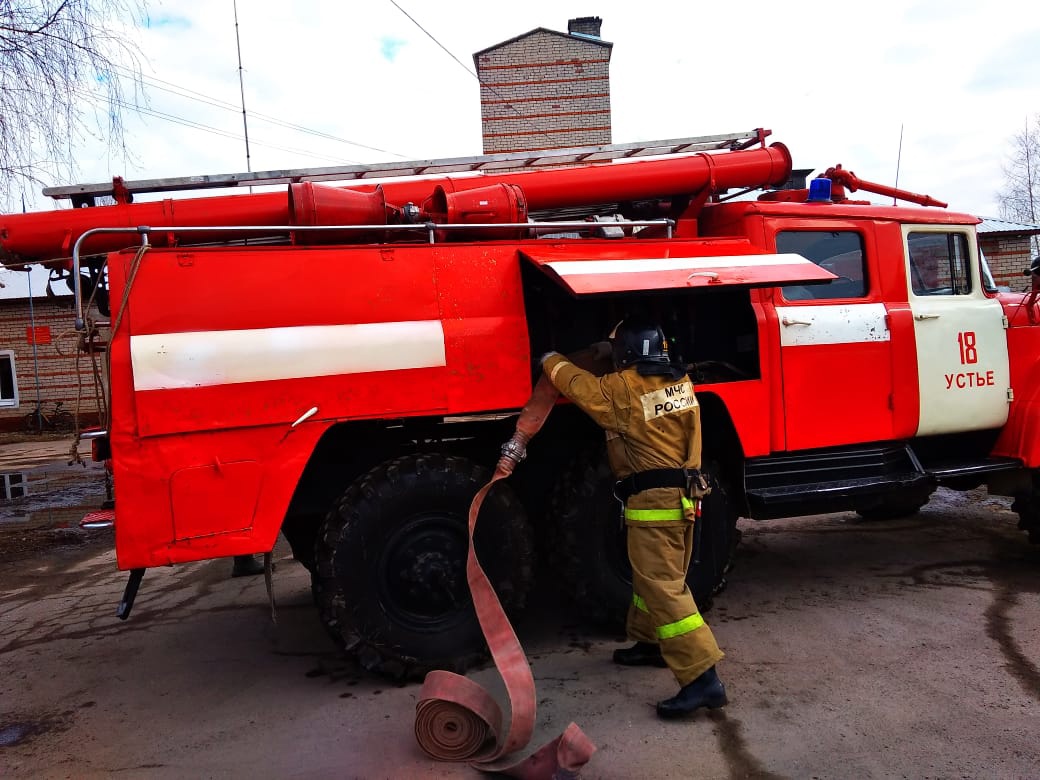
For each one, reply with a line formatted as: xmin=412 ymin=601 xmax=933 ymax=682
xmin=233 ymin=0 xmax=252 ymax=174
xmin=893 ymin=123 xmax=904 ymax=206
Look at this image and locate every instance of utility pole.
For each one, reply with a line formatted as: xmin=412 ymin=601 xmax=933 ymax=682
xmin=26 ymin=269 xmax=43 ymax=433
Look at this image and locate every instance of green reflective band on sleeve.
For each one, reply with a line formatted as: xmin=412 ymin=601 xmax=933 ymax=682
xmin=656 ymin=611 xmax=706 ymax=640
xmin=624 ymin=507 xmax=685 ymax=522
xmin=632 ymin=593 xmax=649 ymax=613
xmin=681 ymin=496 xmax=694 ymax=510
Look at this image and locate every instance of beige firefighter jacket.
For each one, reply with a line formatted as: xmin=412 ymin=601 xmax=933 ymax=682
xmin=543 ymin=352 xmax=702 ymax=523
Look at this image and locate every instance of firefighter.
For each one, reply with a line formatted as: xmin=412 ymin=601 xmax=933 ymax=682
xmin=540 ymin=318 xmax=727 ymax=719
xmin=1024 ymin=255 xmax=1040 ymax=283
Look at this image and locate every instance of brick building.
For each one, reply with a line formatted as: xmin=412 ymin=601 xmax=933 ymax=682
xmin=0 ymin=266 xmax=105 ymax=432
xmin=977 ymin=217 xmax=1040 ymax=292
xmin=474 ymin=16 xmax=612 ymax=153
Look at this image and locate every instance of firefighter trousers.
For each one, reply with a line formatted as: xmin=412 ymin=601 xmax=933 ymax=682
xmin=625 ymin=520 xmax=724 ymax=686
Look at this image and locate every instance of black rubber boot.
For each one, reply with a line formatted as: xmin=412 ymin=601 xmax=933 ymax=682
xmin=612 ymin=641 xmax=667 ymax=668
xmin=231 ymin=555 xmax=265 ymax=578
xmin=656 ymin=666 xmax=728 ymax=719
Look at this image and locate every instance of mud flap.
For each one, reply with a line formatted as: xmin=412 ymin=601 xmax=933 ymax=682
xmin=1011 ymin=471 xmax=1040 ymax=544
xmin=264 ymin=552 xmax=277 ymax=624
xmin=116 ymin=568 xmax=145 ymax=620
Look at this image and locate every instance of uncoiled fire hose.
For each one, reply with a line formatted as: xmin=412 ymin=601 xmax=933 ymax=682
xmin=414 ymin=376 xmax=596 ymax=778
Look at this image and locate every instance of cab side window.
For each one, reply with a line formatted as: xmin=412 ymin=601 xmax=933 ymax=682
xmin=907 ymin=232 xmax=972 ymax=296
xmin=778 ymin=231 xmax=867 ymax=301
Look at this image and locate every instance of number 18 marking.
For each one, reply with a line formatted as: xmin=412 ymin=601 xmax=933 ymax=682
xmin=957 ymin=331 xmax=978 ymax=365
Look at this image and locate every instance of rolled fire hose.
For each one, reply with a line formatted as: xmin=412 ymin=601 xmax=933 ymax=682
xmin=414 ymin=375 xmax=597 ymax=778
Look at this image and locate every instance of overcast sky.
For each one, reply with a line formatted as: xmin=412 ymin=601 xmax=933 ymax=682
xmin=17 ymin=0 xmax=1040 ymax=222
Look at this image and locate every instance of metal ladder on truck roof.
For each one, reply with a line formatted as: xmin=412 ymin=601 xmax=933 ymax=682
xmin=43 ymin=129 xmax=773 ymax=206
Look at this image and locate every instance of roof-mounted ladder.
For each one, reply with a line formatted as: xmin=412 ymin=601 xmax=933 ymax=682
xmin=43 ymin=129 xmax=771 ymax=205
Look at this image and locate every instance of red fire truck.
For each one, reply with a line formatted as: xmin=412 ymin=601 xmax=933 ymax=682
xmin=2 ymin=128 xmax=1038 ymax=680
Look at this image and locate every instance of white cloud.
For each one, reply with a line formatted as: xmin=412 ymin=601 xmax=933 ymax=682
xmin=15 ymin=0 xmax=1040 ymax=220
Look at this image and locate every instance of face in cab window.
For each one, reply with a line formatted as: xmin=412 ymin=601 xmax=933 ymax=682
xmin=907 ymin=232 xmax=972 ymax=296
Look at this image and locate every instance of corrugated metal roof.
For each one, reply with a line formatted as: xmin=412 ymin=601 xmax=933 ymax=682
xmin=977 ymin=217 xmax=1040 ymax=235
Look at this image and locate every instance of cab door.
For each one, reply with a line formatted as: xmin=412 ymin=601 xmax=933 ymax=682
xmin=772 ymin=227 xmax=897 ymax=451
xmin=905 ymin=228 xmax=1011 ymax=435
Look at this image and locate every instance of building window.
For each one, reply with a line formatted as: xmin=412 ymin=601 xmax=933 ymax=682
xmin=1 ymin=472 xmax=28 ymax=500
xmin=0 ymin=351 xmax=18 ymax=407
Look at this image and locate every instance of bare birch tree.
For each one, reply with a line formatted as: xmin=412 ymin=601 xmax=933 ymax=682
xmin=997 ymin=115 xmax=1040 ymax=256
xmin=0 ymin=0 xmax=144 ymax=208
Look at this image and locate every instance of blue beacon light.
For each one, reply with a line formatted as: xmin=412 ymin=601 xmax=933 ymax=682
xmin=807 ymin=177 xmax=832 ymax=202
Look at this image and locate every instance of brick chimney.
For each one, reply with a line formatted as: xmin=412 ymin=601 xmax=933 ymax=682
xmin=568 ymin=17 xmax=602 ymax=38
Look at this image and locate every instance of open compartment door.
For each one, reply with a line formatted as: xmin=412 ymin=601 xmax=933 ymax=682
xmin=521 ymin=241 xmax=837 ymax=295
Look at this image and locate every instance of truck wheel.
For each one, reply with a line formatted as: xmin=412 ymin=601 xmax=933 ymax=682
xmin=314 ymin=453 xmax=534 ymax=681
xmin=548 ymin=446 xmax=738 ymax=628
xmin=855 ymin=489 xmax=933 ymax=521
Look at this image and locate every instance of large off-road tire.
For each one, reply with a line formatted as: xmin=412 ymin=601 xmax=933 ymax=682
xmin=855 ymin=488 xmax=934 ymax=522
xmin=548 ymin=446 xmax=739 ymax=628
xmin=314 ymin=453 xmax=534 ymax=681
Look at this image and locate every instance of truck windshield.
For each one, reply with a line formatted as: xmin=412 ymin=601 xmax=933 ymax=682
xmin=978 ymin=248 xmax=999 ymax=293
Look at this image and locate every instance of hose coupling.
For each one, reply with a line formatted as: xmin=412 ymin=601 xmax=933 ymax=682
xmin=497 ymin=432 xmax=530 ymax=474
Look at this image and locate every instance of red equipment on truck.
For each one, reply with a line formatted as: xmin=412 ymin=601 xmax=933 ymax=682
xmin=3 ymin=128 xmax=1039 ymax=681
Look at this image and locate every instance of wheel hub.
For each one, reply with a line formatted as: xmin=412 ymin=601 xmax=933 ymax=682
xmin=379 ymin=515 xmax=470 ymax=624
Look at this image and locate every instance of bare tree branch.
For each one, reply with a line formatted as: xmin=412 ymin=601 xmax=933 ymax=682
xmin=997 ymin=114 xmax=1040 ymax=256
xmin=0 ymin=0 xmax=145 ymax=209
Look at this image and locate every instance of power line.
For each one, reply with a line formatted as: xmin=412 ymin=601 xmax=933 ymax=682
xmin=88 ymin=91 xmax=364 ymax=165
xmin=387 ymin=0 xmax=559 ymax=148
xmin=130 ymin=76 xmax=348 ymax=145
xmin=388 ymin=0 xmax=480 ymax=80
xmin=109 ymin=65 xmax=409 ymax=159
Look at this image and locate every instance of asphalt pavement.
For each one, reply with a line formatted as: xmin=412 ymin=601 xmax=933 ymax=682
xmin=0 ymin=441 xmax=1038 ymax=779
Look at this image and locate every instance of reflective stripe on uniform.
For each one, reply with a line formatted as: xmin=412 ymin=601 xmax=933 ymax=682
xmin=632 ymin=593 xmax=649 ymax=613
xmin=549 ymin=360 xmax=569 ymax=383
xmin=624 ymin=506 xmax=685 ymax=521
xmin=656 ymin=611 xmax=706 ymax=640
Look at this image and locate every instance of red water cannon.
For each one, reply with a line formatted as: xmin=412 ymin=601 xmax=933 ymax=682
xmin=821 ymin=165 xmax=948 ymax=208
